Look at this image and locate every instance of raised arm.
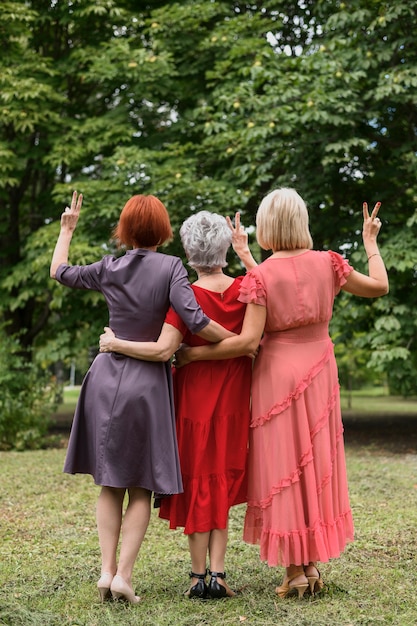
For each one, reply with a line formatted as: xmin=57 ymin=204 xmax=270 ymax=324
xmin=342 ymin=202 xmax=389 ymax=298
xmin=50 ymin=191 xmax=83 ymax=279
xmin=226 ymin=212 xmax=258 ymax=270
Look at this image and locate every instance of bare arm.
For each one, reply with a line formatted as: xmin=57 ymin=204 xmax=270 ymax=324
xmin=342 ymin=202 xmax=389 ymax=298
xmin=175 ymin=303 xmax=266 ymax=367
xmin=196 ymin=320 xmax=235 ymax=342
xmin=50 ymin=191 xmax=83 ymax=279
xmin=100 ymin=324 xmax=183 ymax=362
xmin=99 ymin=318 xmax=234 ymax=362
xmin=226 ymin=212 xmax=258 ymax=270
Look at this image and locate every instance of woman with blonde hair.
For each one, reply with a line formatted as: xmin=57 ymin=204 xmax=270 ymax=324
xmin=174 ymin=188 xmax=389 ymax=598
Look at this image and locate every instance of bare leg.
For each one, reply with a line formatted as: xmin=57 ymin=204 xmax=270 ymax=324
xmin=208 ymin=527 xmax=227 ymax=573
xmin=96 ymin=486 xmax=125 ymax=576
xmin=186 ymin=531 xmax=210 ymax=594
xmin=208 ymin=526 xmax=235 ymax=596
xmin=116 ymin=487 xmax=151 ymax=585
xmin=285 ymin=564 xmax=308 ymax=583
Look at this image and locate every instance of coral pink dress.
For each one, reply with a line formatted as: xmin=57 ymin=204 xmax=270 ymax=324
xmin=240 ymin=250 xmax=355 ymax=567
xmin=159 ymin=277 xmax=252 ymax=534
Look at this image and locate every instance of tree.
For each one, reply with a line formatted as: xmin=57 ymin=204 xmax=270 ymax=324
xmin=1 ymin=0 xmax=416 ymax=393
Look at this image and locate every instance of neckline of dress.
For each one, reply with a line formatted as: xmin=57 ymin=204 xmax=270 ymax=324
xmin=193 ymin=279 xmax=236 ymax=296
xmin=269 ymin=249 xmax=311 ymax=260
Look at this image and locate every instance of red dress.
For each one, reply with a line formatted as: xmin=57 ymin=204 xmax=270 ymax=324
xmin=159 ymin=277 xmax=252 ymax=534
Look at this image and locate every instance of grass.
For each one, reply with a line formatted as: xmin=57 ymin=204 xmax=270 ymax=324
xmin=1 ymin=411 xmax=417 ymax=625
xmin=2 ymin=387 xmax=417 ymax=624
xmin=340 ymin=389 xmax=417 ymax=416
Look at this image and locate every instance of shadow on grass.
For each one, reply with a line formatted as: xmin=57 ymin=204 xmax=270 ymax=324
xmin=343 ymin=413 xmax=417 ymax=454
xmin=51 ymin=410 xmax=417 ymax=456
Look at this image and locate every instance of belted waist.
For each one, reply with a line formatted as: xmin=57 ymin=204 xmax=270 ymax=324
xmin=263 ymin=322 xmax=329 ymax=343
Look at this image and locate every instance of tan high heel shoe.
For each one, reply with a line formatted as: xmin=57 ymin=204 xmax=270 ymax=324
xmin=97 ymin=572 xmax=113 ymax=602
xmin=110 ymin=574 xmax=141 ymax=604
xmin=275 ymin=571 xmax=309 ymax=599
xmin=304 ymin=563 xmax=324 ymax=595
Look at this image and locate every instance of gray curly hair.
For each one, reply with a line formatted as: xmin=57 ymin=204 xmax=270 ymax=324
xmin=180 ymin=210 xmax=232 ymax=271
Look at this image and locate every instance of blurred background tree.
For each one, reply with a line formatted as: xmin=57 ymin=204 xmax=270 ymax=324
xmin=1 ymin=0 xmax=416 ymax=410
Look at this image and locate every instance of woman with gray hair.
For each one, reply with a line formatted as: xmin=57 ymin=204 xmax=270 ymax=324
xmin=99 ymin=209 xmax=257 ymax=599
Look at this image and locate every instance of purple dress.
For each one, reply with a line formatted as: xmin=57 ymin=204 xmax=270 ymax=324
xmin=56 ymin=249 xmax=209 ymax=495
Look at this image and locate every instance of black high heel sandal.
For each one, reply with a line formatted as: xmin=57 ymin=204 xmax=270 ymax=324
xmin=208 ymin=570 xmax=235 ymax=599
xmin=186 ymin=571 xmax=208 ymax=599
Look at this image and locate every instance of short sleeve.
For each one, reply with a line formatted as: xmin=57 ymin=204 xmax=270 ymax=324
xmin=328 ymin=250 xmax=354 ymax=292
xmin=168 ymin=257 xmax=209 ymax=333
xmin=238 ymin=271 xmax=267 ymax=306
xmin=55 ymin=260 xmax=104 ymax=291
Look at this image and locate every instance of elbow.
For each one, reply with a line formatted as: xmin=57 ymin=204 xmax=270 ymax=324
xmin=376 ymin=282 xmax=390 ymax=297
xmin=159 ymin=348 xmax=176 ymax=361
xmin=241 ymin=338 xmax=260 ymax=356
xmin=371 ymin=285 xmax=389 ymax=298
xmin=157 ymin=343 xmax=180 ymax=362
xmin=50 ymin=269 xmax=56 ymax=280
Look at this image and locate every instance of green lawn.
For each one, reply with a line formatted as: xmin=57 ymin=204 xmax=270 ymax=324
xmin=1 ymin=441 xmax=417 ymax=625
xmin=1 ymin=385 xmax=417 ymax=625
xmin=340 ymin=392 xmax=417 ymax=415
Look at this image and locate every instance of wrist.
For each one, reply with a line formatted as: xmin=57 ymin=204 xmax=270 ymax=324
xmin=367 ymin=253 xmax=381 ymax=261
xmin=60 ymin=228 xmax=74 ymax=238
xmin=110 ymin=338 xmax=121 ymax=352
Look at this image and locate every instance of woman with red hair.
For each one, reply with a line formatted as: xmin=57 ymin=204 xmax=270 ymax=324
xmin=50 ymin=191 xmax=231 ymax=604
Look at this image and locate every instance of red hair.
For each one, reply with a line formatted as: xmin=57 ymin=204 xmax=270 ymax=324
xmin=114 ymin=195 xmax=173 ymax=248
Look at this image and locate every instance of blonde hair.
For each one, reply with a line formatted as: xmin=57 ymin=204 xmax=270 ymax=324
xmin=256 ymin=188 xmax=313 ymax=251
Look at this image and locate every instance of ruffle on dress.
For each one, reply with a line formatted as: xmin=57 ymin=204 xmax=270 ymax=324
xmin=250 ymin=341 xmax=334 ymax=429
xmin=248 ymin=380 xmax=341 ymax=511
xmin=327 ymin=250 xmax=353 ymax=290
xmin=161 ymin=468 xmax=247 ymax=534
xmin=238 ymin=273 xmax=267 ymax=306
xmin=244 ymin=508 xmax=354 ymax=567
xmin=244 ymin=350 xmax=353 ymax=566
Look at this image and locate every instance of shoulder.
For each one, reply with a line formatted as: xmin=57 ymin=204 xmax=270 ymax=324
xmin=153 ymin=251 xmax=182 ymax=266
xmin=306 ymin=249 xmax=348 ymax=268
xmin=159 ymin=253 xmax=186 ymax=273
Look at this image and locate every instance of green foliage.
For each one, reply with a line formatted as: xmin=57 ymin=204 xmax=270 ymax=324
xmin=0 ymin=326 xmax=59 ymax=450
xmin=0 ymin=0 xmax=416 ymax=392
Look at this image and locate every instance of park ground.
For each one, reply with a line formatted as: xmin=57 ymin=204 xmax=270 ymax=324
xmin=0 ymin=389 xmax=416 ymax=625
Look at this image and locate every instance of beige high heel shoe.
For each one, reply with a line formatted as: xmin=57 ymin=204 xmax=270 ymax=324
xmin=97 ymin=572 xmax=113 ymax=602
xmin=110 ymin=574 xmax=141 ymax=604
xmin=304 ymin=563 xmax=324 ymax=595
xmin=275 ymin=571 xmax=309 ymax=599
